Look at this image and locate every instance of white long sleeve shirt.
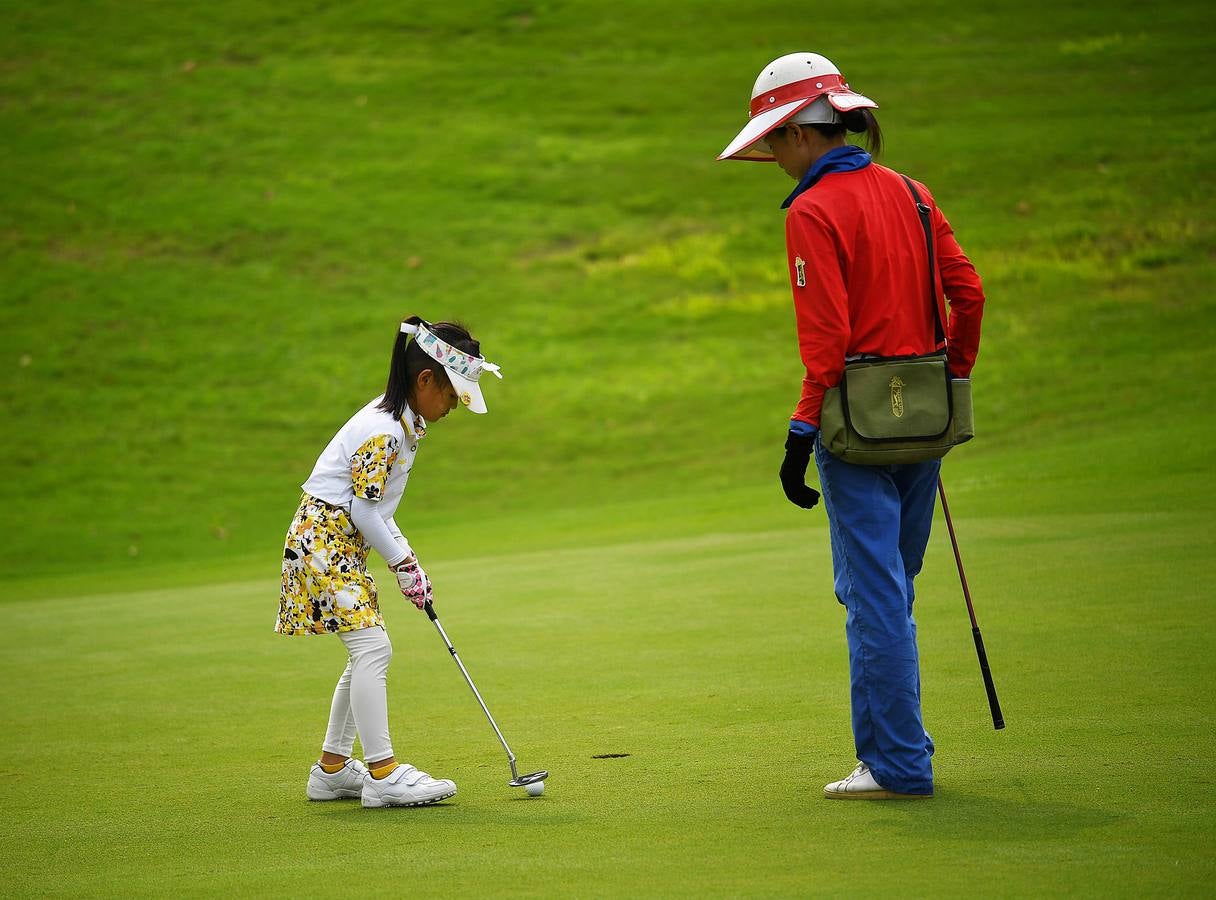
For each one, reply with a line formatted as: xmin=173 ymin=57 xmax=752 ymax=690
xmin=301 ymin=396 xmax=426 ymax=567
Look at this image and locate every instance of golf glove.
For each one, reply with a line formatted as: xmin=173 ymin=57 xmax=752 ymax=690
xmin=780 ymin=430 xmax=821 ymax=510
xmin=393 ymin=557 xmax=431 ymax=609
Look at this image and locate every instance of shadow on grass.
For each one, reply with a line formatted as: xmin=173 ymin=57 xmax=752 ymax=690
xmin=816 ymin=786 xmax=1123 ymax=838
xmin=304 ymin=797 xmax=584 ymax=827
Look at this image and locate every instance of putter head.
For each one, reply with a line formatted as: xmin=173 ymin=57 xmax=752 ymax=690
xmin=509 ymin=770 xmax=548 ymax=787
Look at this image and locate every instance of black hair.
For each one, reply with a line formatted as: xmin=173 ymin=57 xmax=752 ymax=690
xmin=377 ymin=316 xmax=480 ymax=419
xmin=808 ymin=108 xmax=883 ymax=157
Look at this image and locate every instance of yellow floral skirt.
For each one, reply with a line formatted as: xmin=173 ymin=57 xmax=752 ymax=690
xmin=276 ymin=493 xmax=384 ymax=635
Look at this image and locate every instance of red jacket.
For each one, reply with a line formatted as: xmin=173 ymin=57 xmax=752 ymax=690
xmin=785 ymin=163 xmax=985 ymax=427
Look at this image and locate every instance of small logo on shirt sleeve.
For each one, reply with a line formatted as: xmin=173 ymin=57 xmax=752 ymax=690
xmin=794 ymin=256 xmax=806 ymax=287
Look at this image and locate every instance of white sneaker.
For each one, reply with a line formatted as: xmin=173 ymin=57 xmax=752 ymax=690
xmin=361 ymin=764 xmax=457 ymax=808
xmin=823 ymin=762 xmax=932 ymax=800
xmin=306 ymin=758 xmax=370 ymax=801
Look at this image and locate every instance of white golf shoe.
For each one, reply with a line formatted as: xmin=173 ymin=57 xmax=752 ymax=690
xmin=361 ymin=764 xmax=457 ymax=808
xmin=306 ymin=758 xmax=370 ymax=801
xmin=823 ymin=762 xmax=932 ymax=800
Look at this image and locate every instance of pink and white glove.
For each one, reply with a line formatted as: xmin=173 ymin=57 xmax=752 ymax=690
xmin=392 ymin=557 xmax=431 ymax=609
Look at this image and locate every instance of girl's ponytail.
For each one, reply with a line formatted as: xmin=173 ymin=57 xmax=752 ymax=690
xmin=379 ymin=316 xmax=423 ymax=419
xmin=809 ymin=108 xmax=883 ymax=158
xmin=842 ymin=108 xmax=882 ymax=158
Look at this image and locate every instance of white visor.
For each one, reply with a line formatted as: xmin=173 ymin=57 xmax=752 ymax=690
xmin=444 ymin=368 xmax=488 ymax=414
xmin=400 ymin=321 xmax=502 ymax=414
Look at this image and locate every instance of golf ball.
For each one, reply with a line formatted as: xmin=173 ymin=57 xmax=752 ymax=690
xmin=526 ymin=781 xmax=544 ymax=797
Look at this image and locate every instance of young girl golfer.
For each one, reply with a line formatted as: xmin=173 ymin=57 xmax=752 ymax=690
xmin=719 ymin=53 xmax=986 ymax=799
xmin=275 ymin=316 xmax=501 ymax=808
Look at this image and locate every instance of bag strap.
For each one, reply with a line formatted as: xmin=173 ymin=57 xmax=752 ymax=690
xmin=900 ymin=175 xmax=945 ymax=346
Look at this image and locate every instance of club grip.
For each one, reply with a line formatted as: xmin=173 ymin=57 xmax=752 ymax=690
xmin=972 ymin=627 xmax=1005 ymax=730
xmin=424 ymin=600 xmax=438 ymax=622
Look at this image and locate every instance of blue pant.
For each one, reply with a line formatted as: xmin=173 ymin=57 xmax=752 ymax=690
xmin=815 ymin=438 xmax=939 ymax=795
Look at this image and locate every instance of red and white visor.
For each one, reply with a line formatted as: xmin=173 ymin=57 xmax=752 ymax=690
xmin=718 ymin=69 xmax=878 ymax=162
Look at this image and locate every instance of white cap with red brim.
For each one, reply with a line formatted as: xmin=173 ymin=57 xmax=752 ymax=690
xmin=717 ymin=53 xmax=878 ymax=162
xmin=400 ymin=321 xmax=502 ymax=414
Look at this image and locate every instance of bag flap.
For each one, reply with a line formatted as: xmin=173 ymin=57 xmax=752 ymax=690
xmin=841 ymin=355 xmax=951 ymax=441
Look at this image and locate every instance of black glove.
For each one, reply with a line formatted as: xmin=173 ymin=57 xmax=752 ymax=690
xmin=780 ymin=431 xmax=820 ymax=510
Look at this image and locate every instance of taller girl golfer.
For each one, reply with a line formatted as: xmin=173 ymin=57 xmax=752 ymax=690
xmin=275 ymin=316 xmax=501 ymax=808
xmin=719 ymin=53 xmax=986 ymax=798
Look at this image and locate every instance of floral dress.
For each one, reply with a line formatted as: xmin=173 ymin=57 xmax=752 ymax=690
xmin=276 ymin=399 xmax=423 ymax=635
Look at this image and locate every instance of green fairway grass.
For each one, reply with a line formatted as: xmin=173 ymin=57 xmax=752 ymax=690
xmin=2 ymin=0 xmax=1215 ymax=895
xmin=3 ymin=486 xmax=1214 ymax=896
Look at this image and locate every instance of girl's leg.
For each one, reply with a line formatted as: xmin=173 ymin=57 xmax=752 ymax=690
xmin=338 ymin=626 xmax=396 ymax=769
xmin=320 ymin=659 xmax=357 ymax=763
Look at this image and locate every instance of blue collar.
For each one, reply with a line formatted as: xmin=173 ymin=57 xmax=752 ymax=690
xmin=781 ymin=145 xmax=872 ymax=209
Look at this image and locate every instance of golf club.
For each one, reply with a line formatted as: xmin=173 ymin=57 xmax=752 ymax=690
xmin=937 ymin=478 xmax=1006 ymax=730
xmin=423 ymin=600 xmax=549 ymax=788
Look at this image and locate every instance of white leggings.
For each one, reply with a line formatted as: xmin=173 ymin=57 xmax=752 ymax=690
xmin=321 ymin=626 xmax=394 ymax=763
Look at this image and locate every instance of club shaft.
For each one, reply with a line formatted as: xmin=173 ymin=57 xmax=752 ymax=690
xmin=428 ymin=615 xmax=519 ymax=773
xmin=938 ymin=478 xmax=1006 ymax=730
xmin=937 ymin=479 xmax=979 ymax=629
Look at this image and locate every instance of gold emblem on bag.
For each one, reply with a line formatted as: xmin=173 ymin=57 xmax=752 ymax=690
xmin=890 ymin=376 xmax=905 ymax=418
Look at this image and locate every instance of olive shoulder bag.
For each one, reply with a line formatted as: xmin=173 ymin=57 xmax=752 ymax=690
xmin=818 ymin=176 xmax=975 ymax=464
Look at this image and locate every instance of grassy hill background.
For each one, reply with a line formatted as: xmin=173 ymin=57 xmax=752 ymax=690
xmin=2 ymin=1 xmax=1215 ymax=896
xmin=3 ymin=0 xmax=1212 ymax=580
